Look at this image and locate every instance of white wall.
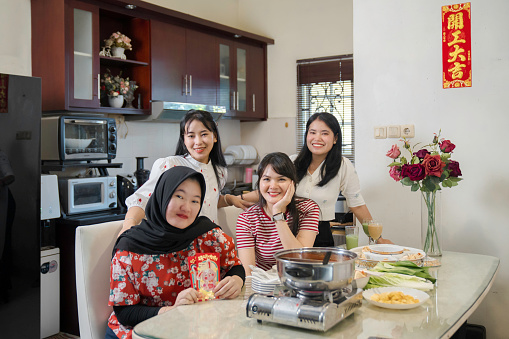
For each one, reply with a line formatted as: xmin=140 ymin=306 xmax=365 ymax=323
xmin=0 ymin=0 xmax=31 ymax=75
xmin=354 ymin=1 xmax=508 ymax=337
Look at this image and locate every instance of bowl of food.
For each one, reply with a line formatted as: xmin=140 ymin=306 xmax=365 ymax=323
xmin=351 ymin=245 xmax=425 ymax=269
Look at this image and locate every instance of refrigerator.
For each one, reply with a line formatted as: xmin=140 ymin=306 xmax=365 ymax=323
xmin=0 ymin=73 xmax=42 ymax=338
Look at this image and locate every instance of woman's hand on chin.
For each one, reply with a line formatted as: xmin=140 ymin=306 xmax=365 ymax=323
xmin=272 ymin=181 xmax=294 ymax=215
xmin=212 ymin=276 xmax=243 ymax=299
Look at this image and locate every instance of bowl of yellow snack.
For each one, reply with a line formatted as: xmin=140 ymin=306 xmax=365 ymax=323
xmin=362 ymin=287 xmax=430 ymax=309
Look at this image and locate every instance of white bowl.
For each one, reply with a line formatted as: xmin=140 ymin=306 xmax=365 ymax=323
xmin=363 ymin=287 xmax=430 ymax=309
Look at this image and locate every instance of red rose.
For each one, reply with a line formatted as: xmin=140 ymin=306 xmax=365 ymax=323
xmin=422 ymin=154 xmax=446 ymax=177
xmin=386 ymin=144 xmax=401 ymax=159
xmin=440 ymin=140 xmax=456 ymax=153
xmin=401 ymin=163 xmax=425 ymax=181
xmin=448 ymin=160 xmax=462 ymax=177
xmin=414 ymin=149 xmax=430 ymax=159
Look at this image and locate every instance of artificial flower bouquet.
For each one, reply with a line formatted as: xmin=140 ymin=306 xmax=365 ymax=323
xmin=101 ymin=69 xmax=130 ymax=97
xmin=104 ymin=31 xmax=132 ymax=50
xmin=386 ymin=131 xmax=462 ymax=192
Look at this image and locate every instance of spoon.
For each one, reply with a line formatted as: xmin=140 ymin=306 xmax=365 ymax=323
xmin=322 ymin=252 xmax=332 ymax=265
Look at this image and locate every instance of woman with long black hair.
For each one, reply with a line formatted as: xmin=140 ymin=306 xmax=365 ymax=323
xmin=121 ymin=110 xmax=249 ymax=236
xmin=236 ymin=152 xmax=319 ymax=275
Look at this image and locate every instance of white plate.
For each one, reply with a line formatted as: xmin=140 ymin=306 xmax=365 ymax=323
xmin=363 ymin=287 xmax=430 ymax=309
xmin=368 ymin=244 xmax=404 ymax=255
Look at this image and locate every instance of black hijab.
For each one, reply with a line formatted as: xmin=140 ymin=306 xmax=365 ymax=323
xmin=113 ymin=166 xmax=218 ymax=255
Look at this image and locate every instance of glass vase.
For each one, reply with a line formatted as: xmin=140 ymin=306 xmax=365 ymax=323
xmin=421 ymin=191 xmax=442 ymax=257
xmin=125 ymin=81 xmax=136 ymax=108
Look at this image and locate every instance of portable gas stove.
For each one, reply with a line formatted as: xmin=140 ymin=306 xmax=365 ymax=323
xmin=246 ymin=285 xmax=363 ymax=332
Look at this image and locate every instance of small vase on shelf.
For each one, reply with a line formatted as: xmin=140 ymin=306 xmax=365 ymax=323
xmin=111 ymin=46 xmax=125 ymax=59
xmin=124 ymin=81 xmax=137 ymax=108
xmin=108 ymin=95 xmax=124 ymax=108
xmin=421 ymin=191 xmax=442 ymax=257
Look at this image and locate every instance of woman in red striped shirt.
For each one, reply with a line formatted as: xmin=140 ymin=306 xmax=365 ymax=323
xmin=236 ymin=152 xmax=319 ymax=275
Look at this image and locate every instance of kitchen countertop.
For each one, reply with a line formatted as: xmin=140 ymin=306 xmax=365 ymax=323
xmin=132 ymin=251 xmax=499 ymax=339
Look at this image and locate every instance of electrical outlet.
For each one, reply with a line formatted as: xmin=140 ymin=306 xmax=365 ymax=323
xmin=401 ymin=124 xmax=415 ymax=138
xmin=374 ymin=126 xmax=387 ymax=139
xmin=387 ymin=125 xmax=401 ymax=138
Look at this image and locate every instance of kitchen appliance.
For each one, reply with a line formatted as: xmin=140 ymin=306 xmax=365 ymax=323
xmin=0 ymin=73 xmax=41 ymax=338
xmin=41 ymin=174 xmax=61 ymax=220
xmin=246 ymin=248 xmax=363 ymax=332
xmin=41 ymin=116 xmax=117 ymax=161
xmin=58 ymin=176 xmax=117 ymax=215
xmin=117 ymin=174 xmax=136 ymax=211
xmin=134 ymin=157 xmax=150 ymax=188
xmin=40 ymin=247 xmax=60 ymax=338
xmin=145 ymin=101 xmax=226 ymax=122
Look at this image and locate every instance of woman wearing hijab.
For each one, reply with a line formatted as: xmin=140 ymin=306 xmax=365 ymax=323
xmin=106 ymin=166 xmax=245 ymax=339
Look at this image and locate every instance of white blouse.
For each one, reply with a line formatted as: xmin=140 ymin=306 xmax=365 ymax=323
xmin=125 ymin=155 xmax=227 ymax=224
xmin=291 ymin=155 xmax=365 ymax=221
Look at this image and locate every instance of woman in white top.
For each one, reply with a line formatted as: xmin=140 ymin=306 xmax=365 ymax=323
xmin=293 ymin=112 xmax=390 ymax=245
xmin=240 ymin=112 xmax=390 ymax=245
xmin=120 ymin=110 xmax=249 ymax=236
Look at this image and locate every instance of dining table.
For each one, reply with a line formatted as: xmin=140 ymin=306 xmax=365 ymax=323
xmin=132 ymin=251 xmax=499 ymax=339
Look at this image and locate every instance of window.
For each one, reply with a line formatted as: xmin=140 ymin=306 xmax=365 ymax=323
xmin=296 ymin=55 xmax=354 ymax=163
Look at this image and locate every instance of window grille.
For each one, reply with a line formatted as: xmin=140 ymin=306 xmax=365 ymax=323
xmin=296 ymin=55 xmax=354 ymax=163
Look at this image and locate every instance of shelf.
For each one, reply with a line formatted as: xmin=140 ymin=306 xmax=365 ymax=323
xmin=100 ymin=56 xmax=149 ymax=66
xmin=41 ymin=161 xmax=123 ymax=173
xmin=61 ymin=106 xmax=150 ymax=115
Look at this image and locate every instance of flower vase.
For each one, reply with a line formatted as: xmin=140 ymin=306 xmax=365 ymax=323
xmin=111 ymin=46 xmax=125 ymax=58
xmin=124 ymin=81 xmax=136 ymax=108
xmin=108 ymin=95 xmax=124 ymax=108
xmin=421 ymin=191 xmax=442 ymax=257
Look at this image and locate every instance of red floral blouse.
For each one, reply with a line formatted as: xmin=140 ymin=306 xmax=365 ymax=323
xmin=107 ymin=228 xmax=241 ymax=339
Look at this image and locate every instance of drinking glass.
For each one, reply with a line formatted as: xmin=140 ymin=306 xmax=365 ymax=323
xmin=368 ymin=220 xmax=383 ymax=244
xmin=345 ymin=225 xmax=359 ymax=250
xmin=362 ymin=219 xmax=374 ymax=245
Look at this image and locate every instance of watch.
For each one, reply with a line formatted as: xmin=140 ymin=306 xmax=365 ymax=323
xmin=272 ymin=212 xmax=286 ymax=222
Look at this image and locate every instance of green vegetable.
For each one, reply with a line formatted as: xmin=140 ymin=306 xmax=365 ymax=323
xmin=370 ymin=261 xmax=436 ymax=284
xmin=364 ymin=272 xmax=434 ymax=291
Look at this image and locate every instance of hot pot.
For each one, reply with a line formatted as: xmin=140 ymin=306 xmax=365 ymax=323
xmin=274 ymin=247 xmax=357 ymax=291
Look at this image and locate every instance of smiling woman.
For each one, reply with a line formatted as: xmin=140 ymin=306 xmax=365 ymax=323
xmin=236 ymin=152 xmax=320 ymax=275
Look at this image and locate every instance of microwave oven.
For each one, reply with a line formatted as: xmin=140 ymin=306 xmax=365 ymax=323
xmin=41 ymin=116 xmax=117 ymax=161
xmin=58 ymin=176 xmax=117 ymax=215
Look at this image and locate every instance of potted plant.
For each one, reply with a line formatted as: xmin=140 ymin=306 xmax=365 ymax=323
xmin=104 ymin=31 xmax=132 ymax=59
xmin=101 ymin=69 xmax=130 ymax=108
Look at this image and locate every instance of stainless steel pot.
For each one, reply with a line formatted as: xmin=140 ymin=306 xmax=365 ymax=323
xmin=274 ymin=247 xmax=357 ymax=291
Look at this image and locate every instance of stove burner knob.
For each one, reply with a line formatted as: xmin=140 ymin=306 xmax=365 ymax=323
xmin=251 ymin=305 xmax=258 ymax=313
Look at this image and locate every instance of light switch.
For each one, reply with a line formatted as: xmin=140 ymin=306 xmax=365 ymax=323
xmin=387 ymin=125 xmax=401 ymax=138
xmin=401 ymin=124 xmax=415 ymax=138
xmin=374 ymin=126 xmax=387 ymax=139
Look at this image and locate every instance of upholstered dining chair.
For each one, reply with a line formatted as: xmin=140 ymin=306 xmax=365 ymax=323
xmin=75 ymin=220 xmax=123 ymax=339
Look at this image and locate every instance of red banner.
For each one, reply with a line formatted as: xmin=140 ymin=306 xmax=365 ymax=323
xmin=0 ymin=74 xmax=8 ymax=113
xmin=442 ymin=3 xmax=472 ymax=89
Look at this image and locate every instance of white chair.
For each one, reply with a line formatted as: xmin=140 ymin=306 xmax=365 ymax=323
xmin=217 ymin=205 xmax=242 ymax=241
xmin=75 ymin=220 xmax=123 ymax=339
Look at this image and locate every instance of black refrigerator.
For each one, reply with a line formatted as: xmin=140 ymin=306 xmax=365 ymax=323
xmin=0 ymin=73 xmax=41 ymax=338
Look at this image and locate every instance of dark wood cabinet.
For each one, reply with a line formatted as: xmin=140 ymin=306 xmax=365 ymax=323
xmin=32 ymin=0 xmax=272 ymax=119
xmin=32 ymin=0 xmax=151 ymax=114
xmin=219 ymin=39 xmax=267 ymax=120
xmin=151 ymin=20 xmax=217 ymax=106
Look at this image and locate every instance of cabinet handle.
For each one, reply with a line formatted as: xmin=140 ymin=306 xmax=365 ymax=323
xmin=236 ymin=91 xmax=239 ymax=111
xmin=253 ymin=94 xmax=255 ymax=112
xmin=96 ymin=74 xmax=100 ymax=98
xmin=232 ymin=91 xmax=236 ymax=110
xmin=189 ymin=75 xmax=192 ymax=96
xmin=183 ymin=75 xmax=188 ymax=96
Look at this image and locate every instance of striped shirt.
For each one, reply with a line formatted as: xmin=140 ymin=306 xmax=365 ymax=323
xmin=236 ymin=199 xmax=320 ymax=271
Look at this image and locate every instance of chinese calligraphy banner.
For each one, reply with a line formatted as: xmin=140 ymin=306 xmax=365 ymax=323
xmin=442 ymin=3 xmax=472 ymax=89
xmin=0 ymin=74 xmax=8 ymax=113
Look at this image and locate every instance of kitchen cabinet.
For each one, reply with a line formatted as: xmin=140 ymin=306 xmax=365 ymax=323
xmin=151 ymin=20 xmax=217 ymax=105
xmin=219 ymin=39 xmax=267 ymax=120
xmin=31 ymin=0 xmax=151 ymax=114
